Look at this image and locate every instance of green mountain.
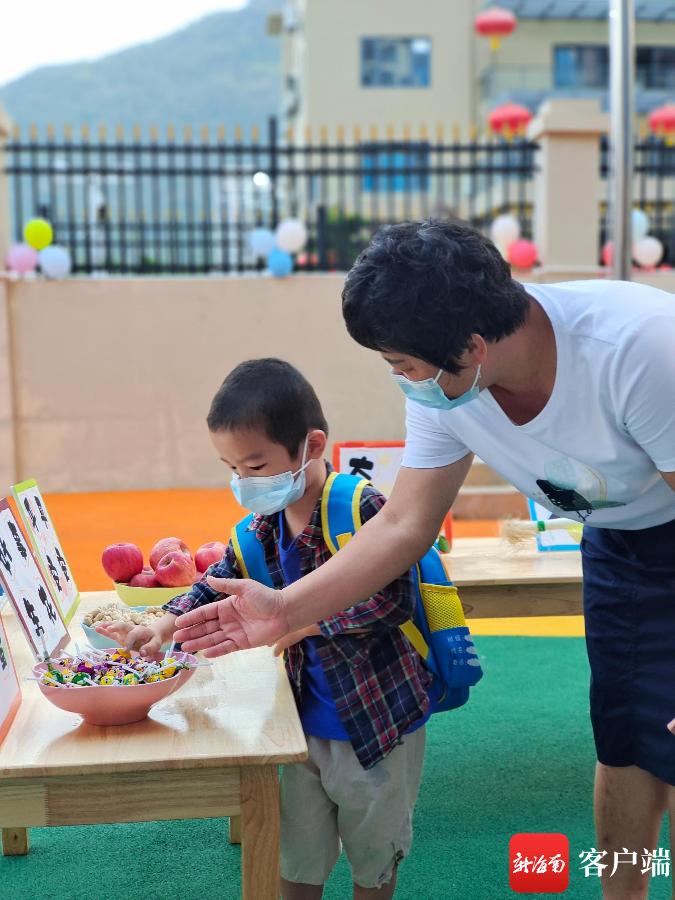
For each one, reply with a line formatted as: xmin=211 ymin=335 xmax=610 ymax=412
xmin=0 ymin=0 xmax=282 ymax=134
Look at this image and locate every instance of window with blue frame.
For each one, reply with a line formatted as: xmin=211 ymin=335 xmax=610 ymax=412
xmin=361 ymin=37 xmax=431 ymax=88
xmin=554 ymin=45 xmax=675 ymax=91
xmin=360 ymin=143 xmax=430 ymax=192
xmin=636 ymin=47 xmax=675 ymax=90
xmin=554 ymin=45 xmax=608 ymax=89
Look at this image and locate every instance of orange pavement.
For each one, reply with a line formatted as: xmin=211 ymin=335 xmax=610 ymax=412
xmin=43 ymin=489 xmax=499 ymax=591
xmin=41 ymin=491 xmax=583 ymax=636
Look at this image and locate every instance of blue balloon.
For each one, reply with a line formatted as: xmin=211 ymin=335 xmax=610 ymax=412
xmin=249 ymin=228 xmax=276 ymax=257
xmin=268 ymin=248 xmax=293 ymax=278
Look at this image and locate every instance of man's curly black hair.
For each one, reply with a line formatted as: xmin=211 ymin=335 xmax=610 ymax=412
xmin=341 ymin=219 xmax=530 ymax=375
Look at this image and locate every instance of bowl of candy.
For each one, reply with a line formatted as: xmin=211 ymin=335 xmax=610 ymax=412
xmin=81 ymin=601 xmax=171 ymax=650
xmin=33 ymin=648 xmax=198 ymax=726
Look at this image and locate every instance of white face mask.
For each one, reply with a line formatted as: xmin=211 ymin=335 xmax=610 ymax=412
xmin=230 ymin=436 xmax=311 ymax=516
xmin=391 ymin=364 xmax=482 ymax=410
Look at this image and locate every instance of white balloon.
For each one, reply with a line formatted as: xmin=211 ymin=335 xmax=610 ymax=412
xmin=38 ymin=245 xmax=71 ymax=279
xmin=249 ymin=228 xmax=276 ymax=257
xmin=490 ymin=214 xmax=520 ymax=248
xmin=275 ymin=218 xmax=308 ymax=254
xmin=632 ymin=236 xmax=663 ymax=268
xmin=631 ymin=209 xmax=650 ymax=241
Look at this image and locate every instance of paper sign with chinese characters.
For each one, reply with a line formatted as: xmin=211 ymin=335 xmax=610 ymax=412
xmin=12 ymin=479 xmax=80 ymax=624
xmin=332 ymin=442 xmax=405 ymax=497
xmin=0 ymin=614 xmax=21 ymax=747
xmin=0 ymin=499 xmax=69 ymax=659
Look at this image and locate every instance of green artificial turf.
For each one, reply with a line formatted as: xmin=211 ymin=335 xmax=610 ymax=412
xmin=2 ymin=637 xmax=670 ymax=899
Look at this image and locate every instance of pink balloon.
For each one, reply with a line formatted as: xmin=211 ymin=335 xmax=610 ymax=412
xmin=507 ymin=239 xmax=538 ymax=270
xmin=6 ymin=243 xmax=38 ymax=274
xmin=601 ymin=240 xmax=614 ymax=267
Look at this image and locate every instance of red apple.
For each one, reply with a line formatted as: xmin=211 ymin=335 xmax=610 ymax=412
xmin=155 ymin=550 xmax=196 ymax=587
xmin=102 ymin=543 xmax=144 ymax=583
xmin=195 ymin=541 xmax=227 ymax=572
xmin=193 ymin=570 xmax=207 ymax=584
xmin=149 ymin=537 xmax=190 ymax=570
xmin=129 ymin=571 xmax=160 ymax=588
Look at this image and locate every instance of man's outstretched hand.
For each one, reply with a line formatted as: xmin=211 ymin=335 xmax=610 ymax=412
xmin=173 ymin=576 xmax=290 ymax=658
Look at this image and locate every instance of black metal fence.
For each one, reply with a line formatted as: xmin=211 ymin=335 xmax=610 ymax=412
xmin=5 ymin=119 xmax=537 ymax=274
xmin=600 ymin=135 xmax=675 ymax=265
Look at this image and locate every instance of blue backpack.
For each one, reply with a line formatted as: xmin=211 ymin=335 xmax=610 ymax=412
xmin=231 ymin=471 xmax=483 ymax=714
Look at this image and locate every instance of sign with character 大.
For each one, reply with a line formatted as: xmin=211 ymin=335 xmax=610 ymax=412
xmin=332 ymin=442 xmax=406 ymax=497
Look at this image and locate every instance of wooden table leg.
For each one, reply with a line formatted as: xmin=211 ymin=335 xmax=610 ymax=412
xmin=240 ymin=766 xmax=279 ymax=900
xmin=2 ymin=828 xmax=29 ymax=856
xmin=229 ymin=815 xmax=241 ymax=844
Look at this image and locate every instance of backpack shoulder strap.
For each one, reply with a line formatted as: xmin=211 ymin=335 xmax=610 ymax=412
xmin=321 ymin=471 xmax=432 ymax=662
xmin=230 ymin=514 xmax=275 ymax=588
xmin=320 ymin=471 xmax=368 ymax=554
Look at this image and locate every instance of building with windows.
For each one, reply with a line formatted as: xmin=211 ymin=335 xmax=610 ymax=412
xmin=269 ymin=0 xmax=675 ymax=137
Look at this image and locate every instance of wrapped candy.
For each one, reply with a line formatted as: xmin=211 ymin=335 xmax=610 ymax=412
xmin=39 ymin=649 xmax=194 ymax=688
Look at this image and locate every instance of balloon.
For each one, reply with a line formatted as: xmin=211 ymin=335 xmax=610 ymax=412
xmin=38 ymin=245 xmax=72 ymax=279
xmin=632 ymin=236 xmax=663 ymax=269
xmin=6 ymin=243 xmax=38 ymax=274
xmin=275 ymin=218 xmax=308 ymax=254
xmin=490 ymin=214 xmax=520 ymax=248
xmin=268 ymin=248 xmax=293 ymax=278
xmin=507 ymin=239 xmax=538 ymax=270
xmin=248 ymin=228 xmax=276 ymax=258
xmin=23 ymin=218 xmax=54 ymax=251
xmin=296 ymin=251 xmax=318 ymax=267
xmin=631 ymin=209 xmax=649 ymax=241
xmin=601 ymin=240 xmax=614 ymax=267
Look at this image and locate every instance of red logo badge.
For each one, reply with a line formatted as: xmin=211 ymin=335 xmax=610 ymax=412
xmin=510 ymin=833 xmax=570 ymax=893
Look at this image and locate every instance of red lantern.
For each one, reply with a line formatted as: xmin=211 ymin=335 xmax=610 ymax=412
xmin=648 ymin=104 xmax=675 ymax=142
xmin=508 ymin=239 xmax=538 ymax=270
xmin=488 ymin=102 xmax=532 ymax=137
xmin=475 ymin=6 xmax=517 ymax=51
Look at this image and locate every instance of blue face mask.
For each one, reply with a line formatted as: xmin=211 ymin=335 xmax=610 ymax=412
xmin=392 ymin=364 xmax=482 ymax=410
xmin=230 ymin=437 xmax=311 ymax=516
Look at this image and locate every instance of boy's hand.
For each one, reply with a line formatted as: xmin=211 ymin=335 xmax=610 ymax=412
xmin=173 ymin=576 xmax=290 ymax=657
xmin=272 ymin=624 xmax=322 ymax=657
xmin=95 ymin=615 xmax=175 ymax=656
xmin=272 ymin=624 xmax=373 ymax=656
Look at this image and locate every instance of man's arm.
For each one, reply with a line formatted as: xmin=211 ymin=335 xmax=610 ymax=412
xmin=174 ymin=455 xmax=473 ymax=655
xmin=660 ymin=471 xmax=675 ymax=492
xmin=282 ymin=454 xmax=473 ymax=631
xmin=317 ymin=487 xmax=416 ymax=636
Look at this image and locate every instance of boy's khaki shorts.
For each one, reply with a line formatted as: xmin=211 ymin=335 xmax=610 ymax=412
xmin=280 ymin=727 xmax=426 ymax=889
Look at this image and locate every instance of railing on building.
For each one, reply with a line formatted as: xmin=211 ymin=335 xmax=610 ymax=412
xmin=599 ymin=134 xmax=675 ymax=264
xmin=4 ymin=118 xmax=537 ymax=274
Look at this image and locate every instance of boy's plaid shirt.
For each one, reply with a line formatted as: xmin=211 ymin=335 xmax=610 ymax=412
xmin=165 ymin=466 xmax=433 ymax=770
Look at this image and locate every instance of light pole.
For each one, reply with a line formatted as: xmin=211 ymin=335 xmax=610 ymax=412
xmin=609 ymin=0 xmax=635 ymax=281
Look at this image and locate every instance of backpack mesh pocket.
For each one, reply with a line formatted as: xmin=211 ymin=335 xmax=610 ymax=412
xmin=419 ymin=583 xmax=466 ymax=631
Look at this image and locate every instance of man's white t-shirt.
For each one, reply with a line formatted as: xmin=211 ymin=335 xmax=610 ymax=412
xmin=401 ymin=280 xmax=675 ymax=529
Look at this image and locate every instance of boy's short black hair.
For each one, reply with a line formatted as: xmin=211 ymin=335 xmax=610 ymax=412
xmin=207 ymin=358 xmax=329 ymax=457
xmin=342 ymin=219 xmax=530 ymax=375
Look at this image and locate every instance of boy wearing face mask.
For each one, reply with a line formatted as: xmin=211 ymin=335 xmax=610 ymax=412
xmin=98 ymin=357 xmax=432 ymax=900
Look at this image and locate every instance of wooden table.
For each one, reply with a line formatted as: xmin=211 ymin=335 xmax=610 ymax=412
xmin=444 ymin=537 xmax=583 ymax=618
xmin=0 ymin=591 xmax=308 ymax=900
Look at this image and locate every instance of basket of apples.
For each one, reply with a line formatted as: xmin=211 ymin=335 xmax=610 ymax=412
xmin=101 ymin=538 xmax=226 ymax=607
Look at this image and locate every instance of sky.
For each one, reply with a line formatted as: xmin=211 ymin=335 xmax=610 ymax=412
xmin=1 ymin=1 xmax=248 ymax=85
